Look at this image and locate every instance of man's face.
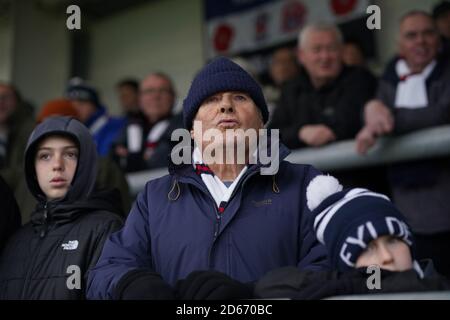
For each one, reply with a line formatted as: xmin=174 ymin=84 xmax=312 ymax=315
xmin=436 ymin=11 xmax=450 ymax=39
xmin=298 ymin=30 xmax=343 ymax=85
xmin=342 ymin=43 xmax=365 ymax=66
xmin=399 ymin=14 xmax=440 ymax=71
xmin=270 ymin=48 xmax=299 ymax=86
xmin=0 ymin=85 xmax=17 ymax=124
xmin=118 ymin=85 xmax=139 ymax=113
xmin=192 ymin=91 xmax=264 ymax=152
xmin=70 ymin=100 xmax=96 ymax=123
xmin=35 ymin=135 xmax=78 ymax=201
xmin=355 ymin=235 xmax=413 ymax=272
xmin=140 ymin=75 xmax=174 ymax=123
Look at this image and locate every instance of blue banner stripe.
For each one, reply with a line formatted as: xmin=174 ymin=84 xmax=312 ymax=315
xmin=205 ymin=0 xmax=276 ymax=20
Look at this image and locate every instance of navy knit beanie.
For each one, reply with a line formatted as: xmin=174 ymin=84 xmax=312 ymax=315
xmin=183 ymin=56 xmax=269 ymax=129
xmin=306 ymin=175 xmax=418 ymax=273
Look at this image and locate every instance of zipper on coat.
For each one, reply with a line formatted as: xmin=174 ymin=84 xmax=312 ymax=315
xmin=208 ymin=209 xmax=222 ymax=269
xmin=181 ymin=169 xmax=259 ymax=269
xmin=40 ymin=202 xmax=49 ymax=238
xmin=20 ymin=202 xmax=49 ymax=299
xmin=213 ymin=213 xmax=221 ymax=239
xmin=206 ymin=171 xmax=257 ymax=269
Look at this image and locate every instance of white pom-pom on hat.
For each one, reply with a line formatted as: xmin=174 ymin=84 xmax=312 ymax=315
xmin=306 ymin=175 xmax=343 ymax=211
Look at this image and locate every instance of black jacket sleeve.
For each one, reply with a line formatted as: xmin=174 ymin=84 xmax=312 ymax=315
xmin=328 ymin=67 xmax=377 ymax=140
xmin=256 ymin=267 xmax=450 ymax=300
xmin=0 ymin=175 xmax=21 ymax=251
xmin=269 ymin=81 xmax=308 ymax=149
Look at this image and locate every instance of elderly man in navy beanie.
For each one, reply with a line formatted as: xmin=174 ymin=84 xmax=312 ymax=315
xmin=87 ymin=57 xmax=329 ymax=300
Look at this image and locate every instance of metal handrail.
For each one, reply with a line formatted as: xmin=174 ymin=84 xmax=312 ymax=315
xmin=126 ymin=125 xmax=450 ymax=195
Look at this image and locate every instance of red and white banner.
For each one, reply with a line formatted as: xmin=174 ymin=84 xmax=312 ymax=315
xmin=205 ymin=0 xmax=371 ymax=58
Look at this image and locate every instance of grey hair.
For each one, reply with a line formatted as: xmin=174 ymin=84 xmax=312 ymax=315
xmin=298 ymin=22 xmax=343 ymax=49
xmin=399 ymin=10 xmax=433 ymax=26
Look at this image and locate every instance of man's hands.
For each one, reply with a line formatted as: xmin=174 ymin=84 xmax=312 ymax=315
xmin=355 ymin=126 xmax=377 ymax=155
xmin=176 ymin=271 xmax=254 ymax=300
xmin=364 ymin=100 xmax=394 ymax=136
xmin=116 ymin=269 xmax=254 ymax=300
xmin=298 ymin=125 xmax=336 ymax=147
xmin=356 ymin=100 xmax=394 ymax=155
xmin=114 ymin=270 xmax=176 ymax=300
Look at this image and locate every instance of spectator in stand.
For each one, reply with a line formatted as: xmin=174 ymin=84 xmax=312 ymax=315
xmin=116 ymin=78 xmax=142 ymax=118
xmin=10 ymin=98 xmax=132 ymax=223
xmin=342 ymin=40 xmax=366 ymax=67
xmin=356 ymin=11 xmax=450 ymax=277
xmin=269 ymin=22 xmax=377 ymax=150
xmin=255 ymin=176 xmax=450 ymax=299
xmin=0 ymin=82 xmax=34 ymax=172
xmin=0 ymin=117 xmax=123 ymax=299
xmin=269 ymin=47 xmax=300 ymax=87
xmin=87 ymin=57 xmax=328 ymax=300
xmin=433 ymin=1 xmax=450 ymax=54
xmin=66 ymin=80 xmax=125 ymax=157
xmin=112 ymin=72 xmax=182 ymax=172
xmin=264 ymin=47 xmax=300 ymax=118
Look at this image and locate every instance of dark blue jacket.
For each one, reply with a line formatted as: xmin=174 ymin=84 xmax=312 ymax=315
xmin=87 ymin=144 xmax=329 ymax=299
xmin=86 ymin=107 xmax=126 ymax=156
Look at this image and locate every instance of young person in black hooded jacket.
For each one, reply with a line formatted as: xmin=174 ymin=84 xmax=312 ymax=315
xmin=0 ymin=116 xmax=123 ymax=299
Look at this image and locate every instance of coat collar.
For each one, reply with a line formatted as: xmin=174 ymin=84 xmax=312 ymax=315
xmin=168 ymin=136 xmax=291 ymax=182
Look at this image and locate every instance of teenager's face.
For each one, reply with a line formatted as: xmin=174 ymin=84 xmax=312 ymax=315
xmin=35 ymin=136 xmax=79 ymax=201
xmin=355 ymin=235 xmax=413 ymax=272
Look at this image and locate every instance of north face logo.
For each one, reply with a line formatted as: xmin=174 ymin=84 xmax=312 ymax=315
xmin=62 ymin=240 xmax=79 ymax=250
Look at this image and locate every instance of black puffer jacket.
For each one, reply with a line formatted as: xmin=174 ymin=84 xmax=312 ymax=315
xmin=0 ymin=117 xmax=123 ymax=300
xmin=0 ymin=175 xmax=21 ymax=251
xmin=270 ymin=66 xmax=377 ymax=149
xmin=255 ymin=261 xmax=450 ymax=300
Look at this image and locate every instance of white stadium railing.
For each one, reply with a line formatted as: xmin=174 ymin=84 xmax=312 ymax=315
xmin=126 ymin=125 xmax=450 ymax=196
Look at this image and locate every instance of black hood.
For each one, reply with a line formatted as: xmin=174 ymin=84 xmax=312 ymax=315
xmin=24 ymin=116 xmax=98 ymax=204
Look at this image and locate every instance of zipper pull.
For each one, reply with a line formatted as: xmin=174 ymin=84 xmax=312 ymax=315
xmin=43 ymin=202 xmax=48 ymax=220
xmin=218 ymin=201 xmax=226 ymax=214
xmin=214 ymin=201 xmax=226 ymax=238
xmin=40 ymin=202 xmax=49 ymax=238
xmin=213 ymin=214 xmax=220 ymax=239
